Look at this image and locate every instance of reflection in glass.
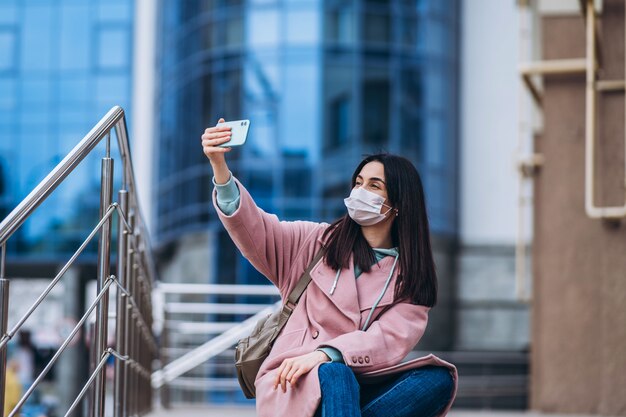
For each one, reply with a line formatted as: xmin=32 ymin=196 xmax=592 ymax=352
xmin=329 ymin=96 xmax=350 ymax=150
xmin=0 ymin=31 xmax=15 ymax=71
xmin=247 ymin=10 xmax=279 ymax=47
xmin=98 ymin=28 xmax=130 ymax=69
xmin=326 ymin=6 xmax=354 ymax=45
xmin=362 ymin=80 xmax=389 ymax=144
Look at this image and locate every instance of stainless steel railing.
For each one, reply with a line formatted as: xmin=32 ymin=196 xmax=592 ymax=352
xmin=0 ymin=106 xmax=158 ymax=417
xmin=153 ymin=283 xmax=279 ymax=405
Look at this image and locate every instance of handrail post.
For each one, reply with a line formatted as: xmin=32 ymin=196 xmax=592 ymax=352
xmin=0 ymin=243 xmax=9 ymax=417
xmin=124 ymin=212 xmax=135 ymax=417
xmin=160 ymin=310 xmax=170 ymax=409
xmin=91 ymin=154 xmax=114 ymax=417
xmin=114 ymin=189 xmax=129 ymax=417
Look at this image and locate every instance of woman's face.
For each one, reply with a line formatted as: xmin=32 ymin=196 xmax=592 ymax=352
xmin=354 ymin=161 xmax=393 ymax=214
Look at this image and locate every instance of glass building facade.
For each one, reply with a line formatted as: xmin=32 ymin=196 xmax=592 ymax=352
xmin=157 ymin=0 xmax=460 ymax=284
xmin=0 ymin=0 xmax=134 ymax=257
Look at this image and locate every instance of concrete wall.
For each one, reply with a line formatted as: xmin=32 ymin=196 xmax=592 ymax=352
xmin=458 ymin=0 xmax=530 ymax=350
xmin=455 ymin=244 xmax=530 ymax=351
xmin=531 ymin=1 xmax=626 ymax=415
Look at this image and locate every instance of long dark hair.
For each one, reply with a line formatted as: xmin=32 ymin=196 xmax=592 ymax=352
xmin=321 ymin=153 xmax=437 ymax=307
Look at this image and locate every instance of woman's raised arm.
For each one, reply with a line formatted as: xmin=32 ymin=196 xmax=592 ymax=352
xmin=202 ymin=119 xmax=324 ymax=294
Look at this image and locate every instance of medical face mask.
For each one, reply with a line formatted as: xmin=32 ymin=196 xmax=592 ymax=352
xmin=344 ymin=186 xmax=394 ymax=226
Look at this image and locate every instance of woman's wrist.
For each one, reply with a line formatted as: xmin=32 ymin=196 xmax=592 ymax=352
xmin=316 ymin=350 xmax=331 ymax=363
xmin=211 ymin=160 xmax=231 ymax=184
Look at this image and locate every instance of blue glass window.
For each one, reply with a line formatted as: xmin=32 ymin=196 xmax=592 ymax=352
xmin=0 ymin=78 xmax=16 ymax=110
xmin=247 ymin=10 xmax=279 ymax=47
xmin=363 ymin=12 xmax=390 ymax=44
xmin=426 ymin=118 xmax=446 ymax=168
xmin=329 ymin=95 xmax=350 ymax=149
xmin=21 ymin=5 xmax=54 ymax=71
xmin=282 ymin=63 xmax=318 ymax=153
xmin=326 ymin=6 xmax=355 ymax=45
xmin=97 ymin=27 xmax=130 ymax=70
xmin=0 ymin=4 xmax=17 ymax=24
xmin=59 ymin=5 xmax=90 ymax=70
xmin=0 ymin=30 xmax=15 ymax=71
xmin=96 ymin=75 xmax=129 ymax=109
xmin=362 ymin=80 xmax=389 ymax=144
xmin=97 ymin=3 xmax=132 ymax=22
xmin=21 ymin=78 xmax=52 ymax=104
xmin=286 ymin=9 xmax=320 ymax=45
xmin=59 ymin=76 xmax=90 ymax=105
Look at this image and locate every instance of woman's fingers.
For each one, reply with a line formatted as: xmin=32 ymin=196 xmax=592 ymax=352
xmin=273 ymin=360 xmax=294 ymax=393
xmin=202 ymin=132 xmax=231 ymax=142
xmin=204 ymin=127 xmax=232 ymax=136
xmin=285 ymin=366 xmax=301 ymax=387
xmin=280 ymin=363 xmax=292 ymax=392
xmin=289 ymin=368 xmax=304 ymax=387
xmin=201 ymin=117 xmax=233 ymax=161
xmin=202 ymin=137 xmax=231 ymax=147
xmin=273 ymin=361 xmax=286 ymax=390
xmin=203 ymin=146 xmax=231 ymax=154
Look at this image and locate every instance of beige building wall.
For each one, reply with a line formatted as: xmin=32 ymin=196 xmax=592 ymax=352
xmin=531 ymin=1 xmax=626 ymax=415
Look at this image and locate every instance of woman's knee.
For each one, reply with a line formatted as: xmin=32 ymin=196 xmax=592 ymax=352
xmin=413 ymin=366 xmax=454 ymax=398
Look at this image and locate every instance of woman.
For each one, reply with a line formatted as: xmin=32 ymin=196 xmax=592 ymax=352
xmin=201 ymin=120 xmax=458 ymax=417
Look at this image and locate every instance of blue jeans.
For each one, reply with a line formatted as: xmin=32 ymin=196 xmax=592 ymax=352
xmin=314 ymin=362 xmax=454 ymax=417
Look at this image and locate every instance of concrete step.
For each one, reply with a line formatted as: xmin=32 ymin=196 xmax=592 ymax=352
xmin=145 ymin=406 xmax=610 ymax=417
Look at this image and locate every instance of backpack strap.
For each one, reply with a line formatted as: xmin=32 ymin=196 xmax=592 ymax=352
xmin=282 ymin=247 xmax=327 ymax=313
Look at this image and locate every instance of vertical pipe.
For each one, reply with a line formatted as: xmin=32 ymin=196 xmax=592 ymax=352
xmin=160 ymin=310 xmax=170 ymax=409
xmin=0 ymin=247 xmax=10 ymax=417
xmin=114 ymin=190 xmax=129 ymax=417
xmin=123 ymin=212 xmax=134 ymax=417
xmin=87 ymin=321 xmax=97 ymax=417
xmin=515 ymin=0 xmax=533 ymax=302
xmin=132 ymin=273 xmax=140 ymax=416
xmin=126 ymin=222 xmax=136 ymax=417
xmin=133 ymin=311 xmax=141 ymax=416
xmin=92 ymin=156 xmax=114 ymax=417
xmin=1 ymin=240 xmax=5 ymax=278
xmin=585 ymin=0 xmax=597 ymax=216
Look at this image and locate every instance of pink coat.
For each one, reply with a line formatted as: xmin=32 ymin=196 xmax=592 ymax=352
xmin=213 ymin=178 xmax=458 ymax=417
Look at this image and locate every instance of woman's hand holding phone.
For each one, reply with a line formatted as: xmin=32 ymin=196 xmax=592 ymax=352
xmin=202 ymin=117 xmax=232 ymax=184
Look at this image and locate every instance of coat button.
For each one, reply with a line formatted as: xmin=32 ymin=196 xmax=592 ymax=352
xmin=312 ymin=330 xmax=319 ymax=339
xmin=364 ymin=356 xmax=370 ymax=363
xmin=352 ymin=356 xmax=358 ymax=363
xmin=358 ymin=357 xmax=364 ymax=364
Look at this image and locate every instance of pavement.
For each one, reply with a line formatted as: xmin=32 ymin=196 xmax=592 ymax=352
xmin=146 ymin=406 xmax=611 ymax=417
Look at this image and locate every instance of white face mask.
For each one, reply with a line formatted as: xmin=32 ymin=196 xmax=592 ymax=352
xmin=344 ymin=187 xmax=395 ymax=226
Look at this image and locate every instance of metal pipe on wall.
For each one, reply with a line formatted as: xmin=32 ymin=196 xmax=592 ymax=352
xmin=584 ymin=0 xmax=626 ymax=219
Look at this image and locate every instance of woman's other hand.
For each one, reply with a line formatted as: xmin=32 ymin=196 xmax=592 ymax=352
xmin=273 ymin=351 xmax=331 ymax=393
xmin=201 ymin=117 xmax=232 ymax=183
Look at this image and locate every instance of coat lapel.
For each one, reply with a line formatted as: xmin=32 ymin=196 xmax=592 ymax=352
xmin=355 ymin=255 xmax=398 ymax=311
xmin=309 ymin=254 xmax=361 ymax=328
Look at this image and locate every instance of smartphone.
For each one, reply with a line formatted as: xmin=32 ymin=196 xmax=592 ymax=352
xmin=216 ymin=119 xmax=251 ymax=147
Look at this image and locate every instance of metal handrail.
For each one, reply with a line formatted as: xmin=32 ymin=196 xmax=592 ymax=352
xmin=153 ymin=282 xmax=282 ymax=402
xmin=0 ymin=106 xmax=158 ymax=417
xmin=152 ymin=301 xmax=279 ymax=389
